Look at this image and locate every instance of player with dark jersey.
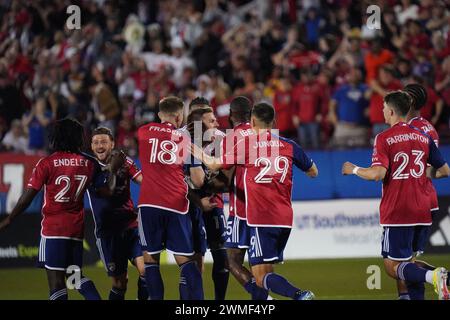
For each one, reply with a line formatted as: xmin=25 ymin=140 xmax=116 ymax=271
xmin=0 ymin=118 xmax=122 ymax=300
xmin=192 ymin=102 xmax=318 ymax=300
xmin=137 ymin=96 xmax=205 ymax=300
xmin=87 ymin=127 xmax=148 ymax=300
xmin=342 ymin=91 xmax=450 ymax=300
xmin=186 ymin=101 xmax=230 ymax=300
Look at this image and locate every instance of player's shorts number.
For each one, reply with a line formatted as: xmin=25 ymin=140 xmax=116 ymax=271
xmin=54 ymin=175 xmax=88 ymax=202
xmin=254 ymin=156 xmax=289 ymax=183
xmin=148 ymin=138 xmax=177 ymax=165
xmin=392 ymin=150 xmax=425 ymax=180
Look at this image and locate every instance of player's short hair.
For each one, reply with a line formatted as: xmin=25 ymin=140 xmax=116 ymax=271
xmin=189 ymin=97 xmax=210 ymax=110
xmin=230 ymin=96 xmax=251 ymax=122
xmin=158 ymin=96 xmax=184 ymax=114
xmin=49 ymin=118 xmax=85 ymax=153
xmin=384 ymin=91 xmax=412 ymax=117
xmin=187 ymin=107 xmax=214 ymax=124
xmin=92 ymin=127 xmax=114 ymax=141
xmin=251 ymin=102 xmax=275 ymax=125
xmin=403 ymin=83 xmax=427 ymax=111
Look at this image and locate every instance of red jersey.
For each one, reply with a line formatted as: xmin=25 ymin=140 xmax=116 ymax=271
xmin=273 ymin=90 xmax=295 ymax=132
xmin=223 ymin=130 xmax=313 ymax=227
xmin=221 ymin=122 xmax=252 ymax=219
xmin=137 ymin=122 xmax=191 ymax=214
xmin=408 ymin=116 xmax=440 ymax=211
xmin=419 ymin=88 xmax=439 ymax=121
xmin=371 ymin=122 xmax=445 ymax=226
xmin=369 ymin=80 xmax=402 ymax=124
xmin=27 ymin=152 xmax=104 ymax=239
xmin=292 ymin=83 xmax=321 ymax=123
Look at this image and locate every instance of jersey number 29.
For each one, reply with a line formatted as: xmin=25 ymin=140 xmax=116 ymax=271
xmin=254 ymin=156 xmax=289 ymax=183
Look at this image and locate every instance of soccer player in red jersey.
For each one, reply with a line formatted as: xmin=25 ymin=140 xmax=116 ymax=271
xmin=0 ymin=118 xmax=121 ymax=300
xmin=218 ymin=96 xmax=273 ymax=300
xmin=137 ymin=96 xmax=205 ymax=300
xmin=342 ymin=91 xmax=450 ymax=300
xmin=193 ymin=102 xmax=318 ymax=300
xmin=87 ymin=127 xmax=147 ymax=300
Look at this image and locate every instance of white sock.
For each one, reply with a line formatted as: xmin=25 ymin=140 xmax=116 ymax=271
xmin=425 ymin=270 xmax=433 ymax=284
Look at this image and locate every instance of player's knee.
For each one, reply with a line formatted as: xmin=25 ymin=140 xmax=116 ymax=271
xmin=383 ymin=259 xmax=399 ymax=279
xmin=254 ymin=274 xmax=265 ymax=288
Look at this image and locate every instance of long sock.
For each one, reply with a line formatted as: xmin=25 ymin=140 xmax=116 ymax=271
xmin=144 ymin=263 xmax=164 ymax=300
xmin=78 ymin=277 xmax=101 ymax=300
xmin=179 ymin=273 xmax=190 ymax=300
xmin=397 ymin=262 xmax=428 ymax=283
xmin=180 ymin=261 xmax=204 ymax=300
xmin=244 ymin=278 xmax=269 ymax=300
xmin=263 ymin=273 xmax=299 ymax=299
xmin=49 ymin=288 xmax=68 ymax=300
xmin=137 ymin=276 xmax=148 ymax=300
xmin=211 ymin=249 xmax=229 ymax=300
xmin=109 ymin=287 xmax=126 ymax=300
xmin=406 ymin=282 xmax=425 ymax=300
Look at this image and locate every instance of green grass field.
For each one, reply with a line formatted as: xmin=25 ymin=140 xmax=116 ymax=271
xmin=0 ymin=254 xmax=448 ymax=300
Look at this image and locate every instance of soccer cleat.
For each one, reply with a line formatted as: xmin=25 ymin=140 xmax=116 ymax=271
xmin=432 ymin=267 xmax=449 ymax=300
xmin=295 ymin=290 xmax=315 ymax=300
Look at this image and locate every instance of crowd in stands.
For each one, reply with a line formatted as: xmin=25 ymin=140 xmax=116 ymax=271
xmin=1 ymin=0 xmax=450 ymax=156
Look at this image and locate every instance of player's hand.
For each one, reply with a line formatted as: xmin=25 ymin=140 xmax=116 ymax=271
xmin=0 ymin=215 xmax=11 ymax=231
xmin=110 ymin=150 xmax=126 ymax=174
xmin=200 ymin=196 xmax=218 ymax=212
xmin=342 ymin=161 xmax=356 ymax=175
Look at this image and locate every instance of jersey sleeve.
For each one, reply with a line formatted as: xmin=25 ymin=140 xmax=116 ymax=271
xmin=126 ymin=157 xmax=142 ymax=180
xmin=27 ymin=158 xmax=48 ymax=191
xmin=428 ymin=138 xmax=446 ymax=169
xmin=371 ymin=134 xmax=389 ymax=169
xmin=291 ymin=141 xmax=313 ymax=171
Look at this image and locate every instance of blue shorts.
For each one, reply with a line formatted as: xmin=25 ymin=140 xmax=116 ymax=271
xmin=138 ymin=207 xmax=194 ymax=256
xmin=37 ymin=237 xmax=83 ymax=271
xmin=248 ymin=226 xmax=291 ymax=266
xmin=203 ymin=207 xmax=227 ymax=250
xmin=96 ymin=227 xmax=142 ymax=277
xmin=189 ymin=204 xmax=207 ymax=255
xmin=224 ymin=215 xmax=250 ymax=249
xmin=381 ymin=226 xmax=431 ymax=261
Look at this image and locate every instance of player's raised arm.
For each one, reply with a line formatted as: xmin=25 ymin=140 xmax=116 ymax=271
xmin=0 ymin=188 xmax=39 ymax=230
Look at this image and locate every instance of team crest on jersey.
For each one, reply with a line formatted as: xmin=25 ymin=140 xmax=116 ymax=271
xmin=107 ymin=263 xmax=116 ymax=272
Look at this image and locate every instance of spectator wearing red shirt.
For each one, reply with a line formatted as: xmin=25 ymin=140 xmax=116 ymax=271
xmin=407 ymin=77 xmax=443 ymax=125
xmin=273 ymin=78 xmax=295 ymax=138
xmin=292 ymin=69 xmax=321 ymax=148
xmin=366 ymin=64 xmax=402 ymax=137
xmin=364 ymin=38 xmax=394 ymax=83
xmin=435 ymin=56 xmax=450 ymax=117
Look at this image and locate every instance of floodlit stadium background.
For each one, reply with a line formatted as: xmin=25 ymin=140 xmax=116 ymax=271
xmin=0 ymin=0 xmax=450 ymax=299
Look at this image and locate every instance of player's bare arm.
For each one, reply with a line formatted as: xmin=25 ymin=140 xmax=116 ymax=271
xmin=132 ymin=173 xmax=143 ymax=185
xmin=306 ymin=163 xmax=319 ymax=178
xmin=428 ymin=163 xmax=450 ymax=179
xmin=342 ymin=161 xmax=387 ymax=181
xmin=190 ymin=166 xmax=206 ymax=188
xmin=0 ymin=188 xmax=39 ymax=230
xmin=191 ymin=143 xmax=223 ymax=171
